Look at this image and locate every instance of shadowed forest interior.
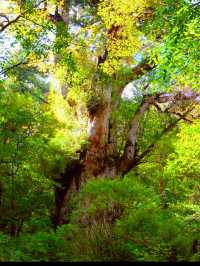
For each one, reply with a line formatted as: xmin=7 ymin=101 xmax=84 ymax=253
xmin=0 ymin=0 xmax=199 ymax=262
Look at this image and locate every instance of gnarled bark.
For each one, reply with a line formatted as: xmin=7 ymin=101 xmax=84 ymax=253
xmin=53 ymin=89 xmax=199 ymax=228
xmin=117 ymin=95 xmax=155 ymax=175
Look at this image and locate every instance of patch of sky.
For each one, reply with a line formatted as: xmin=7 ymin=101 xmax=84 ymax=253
xmin=188 ymin=0 xmax=200 ymax=4
xmin=134 ymin=53 xmax=143 ymax=63
xmin=195 ymin=96 xmax=200 ymax=102
xmin=122 ymin=77 xmax=149 ymax=101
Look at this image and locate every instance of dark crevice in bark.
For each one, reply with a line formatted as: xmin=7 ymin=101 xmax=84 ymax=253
xmin=117 ymin=97 xmax=153 ymax=175
xmin=192 ymin=239 xmax=198 ymax=254
xmin=97 ymin=49 xmax=108 ymax=66
xmin=53 ymin=78 xmax=200 ymax=227
xmin=117 ymin=92 xmax=199 ymax=176
xmin=52 ymin=159 xmax=83 ymax=229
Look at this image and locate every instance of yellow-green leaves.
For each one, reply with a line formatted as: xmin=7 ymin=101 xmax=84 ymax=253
xmin=164 ymin=120 xmax=200 ymax=181
xmin=97 ymin=0 xmax=158 ymax=75
xmin=46 ymin=90 xmax=87 ymax=159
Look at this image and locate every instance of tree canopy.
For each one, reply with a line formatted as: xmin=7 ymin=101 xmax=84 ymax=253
xmin=0 ymin=0 xmax=199 ymax=262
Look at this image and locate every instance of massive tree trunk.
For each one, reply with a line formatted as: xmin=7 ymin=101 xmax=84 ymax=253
xmin=52 ymin=81 xmax=199 ymax=229
xmin=52 ymin=82 xmax=199 ymax=228
xmin=82 ymin=85 xmax=112 ymax=179
xmin=52 ymin=77 xmax=116 ymax=227
xmin=50 ymin=1 xmax=200 ymax=228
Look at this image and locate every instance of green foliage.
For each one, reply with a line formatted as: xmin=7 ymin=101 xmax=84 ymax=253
xmin=165 ymin=120 xmax=200 ymax=179
xmin=57 ymin=174 xmax=199 ymax=262
xmin=0 ymin=78 xmax=86 ymax=235
xmin=0 ymin=0 xmax=199 ymax=262
xmin=145 ymin=0 xmax=200 ymax=91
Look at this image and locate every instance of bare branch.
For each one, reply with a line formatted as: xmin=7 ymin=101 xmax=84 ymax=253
xmin=0 ymin=13 xmax=9 ymax=22
xmin=134 ymin=108 xmax=194 ymax=166
xmin=121 ymin=61 xmax=155 ymax=86
xmin=117 ymin=91 xmax=200 ymax=176
xmin=0 ymin=14 xmax=22 ymax=33
xmin=117 ymin=96 xmax=155 ymax=174
xmin=169 ymin=111 xmax=193 ymax=123
xmin=132 ymin=62 xmax=155 ymax=77
xmin=153 ymin=102 xmax=163 ymax=112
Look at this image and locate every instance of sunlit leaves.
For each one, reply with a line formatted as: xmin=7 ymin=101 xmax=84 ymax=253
xmin=146 ymin=0 xmax=200 ymax=91
xmin=95 ymin=0 xmax=160 ymax=75
xmin=47 ymin=90 xmax=87 ymax=158
xmin=164 ymin=120 xmax=200 ymax=180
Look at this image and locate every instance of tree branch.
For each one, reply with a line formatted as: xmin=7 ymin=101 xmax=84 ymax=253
xmin=0 ymin=14 xmax=9 ymax=23
xmin=134 ymin=108 xmax=194 ymax=166
xmin=117 ymin=91 xmax=200 ymax=176
xmin=0 ymin=61 xmax=28 ymax=76
xmin=0 ymin=0 xmax=45 ymax=33
xmin=120 ymin=60 xmax=155 ymax=86
xmin=117 ymin=95 xmax=156 ymax=174
xmin=0 ymin=14 xmax=22 ymax=33
xmin=132 ymin=62 xmax=155 ymax=77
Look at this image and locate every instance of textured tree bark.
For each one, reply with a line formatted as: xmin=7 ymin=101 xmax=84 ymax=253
xmin=159 ymin=178 xmax=168 ymax=209
xmin=52 ymin=81 xmax=200 ymax=228
xmin=82 ymin=87 xmax=113 ymax=179
xmin=52 ymin=79 xmax=114 ymax=228
xmin=52 ymin=159 xmax=82 ymax=228
xmin=50 ymin=5 xmax=200 ymax=224
xmin=117 ymin=98 xmax=153 ymax=175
